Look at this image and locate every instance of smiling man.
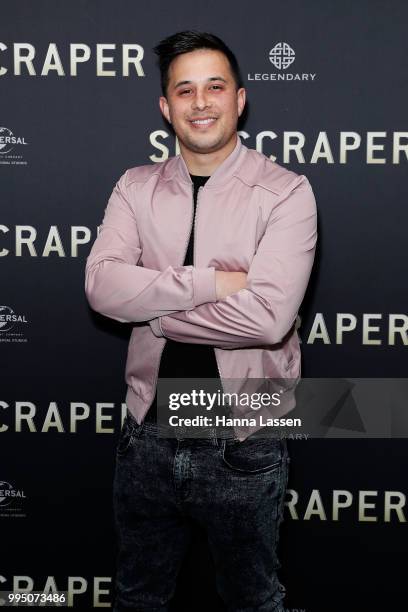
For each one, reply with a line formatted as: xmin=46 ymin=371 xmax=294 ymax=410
xmin=85 ymin=30 xmax=317 ymax=612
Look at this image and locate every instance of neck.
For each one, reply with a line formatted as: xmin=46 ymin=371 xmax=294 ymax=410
xmin=180 ymin=133 xmax=238 ymax=176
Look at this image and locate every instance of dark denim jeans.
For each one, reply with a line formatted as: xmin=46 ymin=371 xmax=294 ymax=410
xmin=112 ymin=410 xmax=290 ymax=612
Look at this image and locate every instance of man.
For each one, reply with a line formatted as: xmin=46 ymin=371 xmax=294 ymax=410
xmin=85 ymin=31 xmax=317 ymax=612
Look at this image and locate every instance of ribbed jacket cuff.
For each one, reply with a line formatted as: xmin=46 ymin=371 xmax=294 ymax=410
xmin=192 ymin=266 xmax=217 ymax=306
xmin=149 ymin=317 xmax=164 ymax=337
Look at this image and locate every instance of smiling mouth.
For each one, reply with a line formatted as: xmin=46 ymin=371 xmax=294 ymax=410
xmin=189 ymin=117 xmax=218 ymax=127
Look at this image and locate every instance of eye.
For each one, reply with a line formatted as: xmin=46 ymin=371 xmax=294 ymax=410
xmin=210 ymin=85 xmax=223 ymax=90
xmin=179 ymin=89 xmax=192 ymax=95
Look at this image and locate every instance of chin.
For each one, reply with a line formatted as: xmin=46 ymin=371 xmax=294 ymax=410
xmin=185 ymin=134 xmax=227 ymax=154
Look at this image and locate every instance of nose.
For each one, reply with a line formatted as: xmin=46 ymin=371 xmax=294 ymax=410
xmin=192 ymin=88 xmax=210 ymax=111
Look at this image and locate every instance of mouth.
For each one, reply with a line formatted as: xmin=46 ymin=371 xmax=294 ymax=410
xmin=189 ymin=117 xmax=218 ymax=129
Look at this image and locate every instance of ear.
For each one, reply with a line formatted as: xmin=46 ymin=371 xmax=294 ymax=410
xmin=159 ymin=96 xmax=171 ymax=124
xmin=237 ymin=87 xmax=246 ymax=117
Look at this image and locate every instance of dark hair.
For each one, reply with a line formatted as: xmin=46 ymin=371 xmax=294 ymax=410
xmin=153 ymin=30 xmax=243 ymax=97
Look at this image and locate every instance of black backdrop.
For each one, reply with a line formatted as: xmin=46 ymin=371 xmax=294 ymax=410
xmin=1 ymin=1 xmax=407 ymax=610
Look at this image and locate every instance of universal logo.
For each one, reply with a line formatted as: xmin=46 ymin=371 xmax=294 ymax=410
xmin=0 ymin=126 xmax=28 ymax=166
xmin=0 ymin=305 xmax=28 ymax=343
xmin=0 ymin=480 xmax=27 ymax=518
xmin=247 ymin=42 xmax=317 ymax=82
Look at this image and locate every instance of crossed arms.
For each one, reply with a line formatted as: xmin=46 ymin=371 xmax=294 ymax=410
xmin=85 ymin=170 xmax=317 ymax=350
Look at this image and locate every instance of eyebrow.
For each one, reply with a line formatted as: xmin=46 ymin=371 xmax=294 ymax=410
xmin=173 ymin=76 xmax=228 ymax=90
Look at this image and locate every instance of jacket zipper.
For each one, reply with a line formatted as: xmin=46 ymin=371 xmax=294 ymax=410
xmin=195 ymin=186 xmax=226 ymax=398
xmin=149 ymin=183 xmax=196 ymax=406
xmin=193 ymin=185 xmax=202 ymax=268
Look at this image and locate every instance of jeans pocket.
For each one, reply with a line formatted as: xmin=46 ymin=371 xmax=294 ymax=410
xmin=116 ymin=412 xmax=143 ymax=457
xmin=221 ymin=436 xmax=283 ymax=475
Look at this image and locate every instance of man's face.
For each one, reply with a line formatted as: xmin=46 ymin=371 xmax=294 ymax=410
xmin=159 ymin=49 xmax=246 ymax=155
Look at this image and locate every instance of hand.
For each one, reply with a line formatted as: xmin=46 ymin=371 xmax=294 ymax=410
xmin=215 ymin=271 xmax=248 ymax=300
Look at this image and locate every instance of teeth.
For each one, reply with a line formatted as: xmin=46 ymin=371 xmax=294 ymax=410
xmin=192 ymin=118 xmax=216 ymax=124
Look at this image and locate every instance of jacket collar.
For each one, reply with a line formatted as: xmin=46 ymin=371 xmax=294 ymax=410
xmin=164 ymin=134 xmax=247 ymax=188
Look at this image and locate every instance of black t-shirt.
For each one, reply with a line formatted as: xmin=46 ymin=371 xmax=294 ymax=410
xmin=145 ymin=174 xmax=219 ymax=421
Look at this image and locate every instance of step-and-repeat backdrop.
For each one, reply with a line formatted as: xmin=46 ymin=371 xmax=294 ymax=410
xmin=2 ymin=1 xmax=407 ymax=610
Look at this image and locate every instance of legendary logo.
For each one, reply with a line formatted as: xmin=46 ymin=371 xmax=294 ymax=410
xmin=269 ymin=42 xmax=295 ymax=70
xmin=247 ymin=42 xmax=316 ymax=82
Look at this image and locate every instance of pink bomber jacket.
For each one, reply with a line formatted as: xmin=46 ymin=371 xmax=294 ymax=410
xmin=85 ymin=135 xmax=317 ymax=440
